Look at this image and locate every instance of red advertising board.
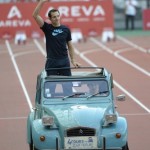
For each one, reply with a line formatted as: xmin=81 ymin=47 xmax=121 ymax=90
xmin=143 ymin=9 xmax=150 ymax=30
xmin=0 ymin=0 xmax=114 ymax=38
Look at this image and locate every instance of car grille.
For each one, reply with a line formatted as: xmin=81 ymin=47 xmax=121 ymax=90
xmin=66 ymin=127 xmax=96 ymax=137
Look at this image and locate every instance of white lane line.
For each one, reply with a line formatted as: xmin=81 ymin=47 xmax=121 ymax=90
xmin=90 ymin=37 xmax=150 ymax=77
xmin=5 ymin=40 xmax=33 ymax=112
xmin=34 ymin=39 xmax=150 ymax=113
xmin=80 ymin=49 xmax=102 ymax=67
xmin=89 ymin=38 xmax=113 ymax=54
xmin=117 ymin=35 xmax=147 ymax=53
xmin=120 ymin=113 xmax=150 ymax=116
xmin=33 ymin=39 xmax=46 ymax=56
xmin=14 ymin=50 xmax=38 ymax=57
xmin=0 ymin=117 xmax=27 ymax=120
xmin=114 ymin=80 xmax=150 ymax=113
xmin=115 ymin=47 xmax=133 ymax=53
xmin=73 ymin=47 xmax=150 ymax=113
xmin=114 ymin=49 xmax=150 ymax=76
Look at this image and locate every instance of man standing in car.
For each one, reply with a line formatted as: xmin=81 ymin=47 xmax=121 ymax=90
xmin=33 ymin=0 xmax=80 ymax=76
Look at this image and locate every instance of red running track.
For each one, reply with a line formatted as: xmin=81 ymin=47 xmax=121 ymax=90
xmin=0 ymin=34 xmax=150 ymax=150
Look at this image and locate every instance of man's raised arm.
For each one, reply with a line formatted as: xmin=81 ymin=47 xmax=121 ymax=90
xmin=33 ymin=0 xmax=49 ymax=27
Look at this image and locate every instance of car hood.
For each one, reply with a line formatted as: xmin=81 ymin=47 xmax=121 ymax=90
xmin=43 ymin=103 xmax=112 ymax=128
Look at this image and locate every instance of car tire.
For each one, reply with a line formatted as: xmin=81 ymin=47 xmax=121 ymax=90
xmin=30 ymin=145 xmax=38 ymax=150
xmin=29 ymin=144 xmax=33 ymax=150
xmin=122 ymin=142 xmax=129 ymax=150
xmin=29 ymin=140 xmax=33 ymax=150
xmin=29 ymin=135 xmax=38 ymax=150
xmin=29 ymin=141 xmax=38 ymax=150
xmin=33 ymin=146 xmax=38 ymax=150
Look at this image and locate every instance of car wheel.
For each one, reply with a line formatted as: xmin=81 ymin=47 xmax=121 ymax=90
xmin=122 ymin=142 xmax=129 ymax=150
xmin=33 ymin=146 xmax=38 ymax=150
xmin=29 ymin=143 xmax=33 ymax=150
xmin=29 ymin=140 xmax=38 ymax=150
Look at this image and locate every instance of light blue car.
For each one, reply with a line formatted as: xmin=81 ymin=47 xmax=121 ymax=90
xmin=27 ymin=67 xmax=129 ymax=150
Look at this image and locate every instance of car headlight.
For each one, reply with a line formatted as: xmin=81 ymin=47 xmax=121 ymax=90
xmin=103 ymin=114 xmax=117 ymax=126
xmin=42 ymin=116 xmax=54 ymax=126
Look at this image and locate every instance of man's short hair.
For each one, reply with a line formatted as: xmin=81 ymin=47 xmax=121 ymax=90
xmin=48 ymin=9 xmax=60 ymax=18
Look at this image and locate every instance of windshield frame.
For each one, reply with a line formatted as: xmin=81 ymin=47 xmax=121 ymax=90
xmin=43 ymin=78 xmax=110 ymax=100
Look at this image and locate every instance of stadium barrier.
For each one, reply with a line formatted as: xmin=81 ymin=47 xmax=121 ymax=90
xmin=143 ymin=9 xmax=150 ymax=30
xmin=0 ymin=0 xmax=114 ymax=39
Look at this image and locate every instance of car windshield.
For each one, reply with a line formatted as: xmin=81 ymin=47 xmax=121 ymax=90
xmin=44 ymin=80 xmax=109 ymax=99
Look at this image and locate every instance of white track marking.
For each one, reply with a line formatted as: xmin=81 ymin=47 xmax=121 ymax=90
xmin=90 ymin=37 xmax=150 ymax=77
xmin=14 ymin=50 xmax=38 ymax=57
xmin=34 ymin=39 xmax=150 ymax=113
xmin=73 ymin=48 xmax=150 ymax=113
xmin=120 ymin=113 xmax=150 ymax=116
xmin=80 ymin=49 xmax=102 ymax=67
xmin=117 ymin=35 xmax=147 ymax=53
xmin=114 ymin=47 xmax=133 ymax=53
xmin=89 ymin=38 xmax=113 ymax=54
xmin=0 ymin=116 xmax=27 ymax=120
xmin=33 ymin=39 xmax=46 ymax=56
xmin=5 ymin=40 xmax=33 ymax=112
xmin=114 ymin=48 xmax=150 ymax=76
xmin=114 ymin=80 xmax=150 ymax=113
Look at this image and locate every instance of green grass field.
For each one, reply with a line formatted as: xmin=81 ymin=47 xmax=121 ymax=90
xmin=116 ymin=29 xmax=150 ymax=37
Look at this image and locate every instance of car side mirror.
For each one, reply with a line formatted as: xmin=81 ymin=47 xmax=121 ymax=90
xmin=116 ymin=94 xmax=126 ymax=101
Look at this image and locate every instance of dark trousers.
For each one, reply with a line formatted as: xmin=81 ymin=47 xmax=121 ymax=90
xmin=125 ymin=15 xmax=135 ymax=30
xmin=45 ymin=57 xmax=71 ymax=76
xmin=45 ymin=57 xmax=72 ymax=96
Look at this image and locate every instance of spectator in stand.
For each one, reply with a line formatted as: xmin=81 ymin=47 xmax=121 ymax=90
xmin=124 ymin=0 xmax=139 ymax=30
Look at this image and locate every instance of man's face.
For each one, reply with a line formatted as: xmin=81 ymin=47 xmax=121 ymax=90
xmin=50 ymin=11 xmax=60 ymax=27
xmin=88 ymin=84 xmax=99 ymax=94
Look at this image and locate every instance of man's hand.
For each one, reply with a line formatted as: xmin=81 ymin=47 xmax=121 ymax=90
xmin=71 ymin=60 xmax=81 ymax=68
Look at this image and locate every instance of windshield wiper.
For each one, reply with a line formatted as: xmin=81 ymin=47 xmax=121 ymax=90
xmin=62 ymin=93 xmax=85 ymax=100
xmin=87 ymin=91 xmax=109 ymax=99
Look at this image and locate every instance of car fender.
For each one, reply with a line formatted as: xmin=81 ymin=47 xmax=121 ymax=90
xmin=101 ymin=117 xmax=128 ymax=148
xmin=31 ymin=120 xmax=60 ymax=149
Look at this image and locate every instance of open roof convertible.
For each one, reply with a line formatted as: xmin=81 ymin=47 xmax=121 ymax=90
xmin=27 ymin=67 xmax=129 ymax=150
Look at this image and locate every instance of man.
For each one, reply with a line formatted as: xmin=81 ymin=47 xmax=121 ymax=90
xmin=88 ymin=83 xmax=99 ymax=95
xmin=87 ymin=81 xmax=108 ymax=96
xmin=125 ymin=0 xmax=139 ymax=30
xmin=33 ymin=0 xmax=80 ymax=76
